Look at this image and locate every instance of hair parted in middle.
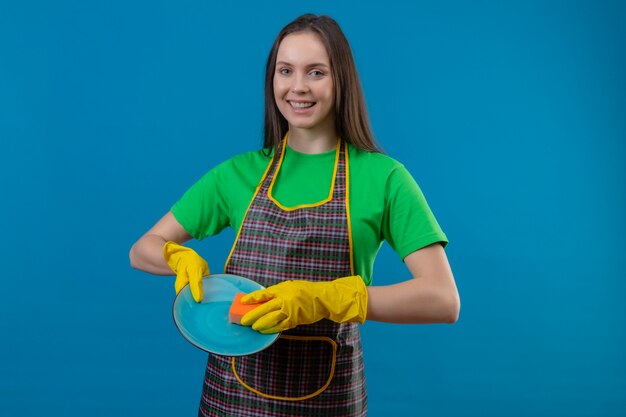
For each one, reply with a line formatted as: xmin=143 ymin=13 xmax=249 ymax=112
xmin=263 ymin=14 xmax=382 ymax=155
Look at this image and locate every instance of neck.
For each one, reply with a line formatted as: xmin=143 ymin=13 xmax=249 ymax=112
xmin=287 ymin=122 xmax=337 ymax=154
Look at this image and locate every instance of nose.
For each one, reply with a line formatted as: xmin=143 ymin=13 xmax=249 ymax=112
xmin=291 ymin=73 xmax=309 ymax=94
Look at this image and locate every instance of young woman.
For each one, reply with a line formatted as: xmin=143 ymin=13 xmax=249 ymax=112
xmin=130 ymin=13 xmax=460 ymax=417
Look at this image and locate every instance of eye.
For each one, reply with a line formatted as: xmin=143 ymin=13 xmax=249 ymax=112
xmin=309 ymin=70 xmax=325 ymax=78
xmin=278 ymin=67 xmax=291 ymax=75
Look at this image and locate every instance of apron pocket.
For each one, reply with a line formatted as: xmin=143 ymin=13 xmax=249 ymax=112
xmin=232 ymin=334 xmax=337 ymax=401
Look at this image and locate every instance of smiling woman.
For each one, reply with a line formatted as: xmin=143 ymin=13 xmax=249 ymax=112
xmin=129 ymin=13 xmax=459 ymax=417
xmin=262 ymin=14 xmax=381 ymax=156
xmin=272 ymin=32 xmax=336 ymax=149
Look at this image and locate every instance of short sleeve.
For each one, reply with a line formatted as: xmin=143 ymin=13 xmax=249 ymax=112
xmin=382 ymin=165 xmax=448 ymax=260
xmin=170 ymin=162 xmax=231 ymax=240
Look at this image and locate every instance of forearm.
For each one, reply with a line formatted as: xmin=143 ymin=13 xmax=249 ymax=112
xmin=366 ymin=278 xmax=460 ymax=324
xmin=365 ymin=244 xmax=460 ymax=324
xmin=129 ymin=234 xmax=173 ymax=275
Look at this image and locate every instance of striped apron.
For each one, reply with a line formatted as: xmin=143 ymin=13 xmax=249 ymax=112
xmin=198 ymin=139 xmax=367 ymax=416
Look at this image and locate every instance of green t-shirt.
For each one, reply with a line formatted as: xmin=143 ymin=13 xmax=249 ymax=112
xmin=171 ymin=143 xmax=447 ymax=285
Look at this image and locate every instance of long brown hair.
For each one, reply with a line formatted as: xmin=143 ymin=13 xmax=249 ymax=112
xmin=263 ymin=14 xmax=382 ymax=154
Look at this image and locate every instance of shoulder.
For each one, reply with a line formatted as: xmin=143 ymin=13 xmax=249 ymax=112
xmin=203 ymin=148 xmax=273 ymax=181
xmin=348 ymin=144 xmax=402 ymax=169
xmin=179 ymin=148 xmax=272 ymax=197
xmin=347 ymin=143 xmax=429 ymax=212
xmin=347 ymin=143 xmax=411 ymax=183
xmin=217 ymin=148 xmax=272 ymax=171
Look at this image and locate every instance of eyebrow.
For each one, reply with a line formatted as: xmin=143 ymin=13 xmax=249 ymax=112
xmin=276 ymin=61 xmax=330 ymax=69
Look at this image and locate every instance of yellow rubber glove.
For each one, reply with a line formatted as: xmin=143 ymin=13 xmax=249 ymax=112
xmin=163 ymin=241 xmax=209 ymax=302
xmin=240 ymin=276 xmax=368 ymax=334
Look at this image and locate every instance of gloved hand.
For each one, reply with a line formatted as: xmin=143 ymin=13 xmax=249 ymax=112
xmin=163 ymin=241 xmax=209 ymax=302
xmin=240 ymin=276 xmax=368 ymax=334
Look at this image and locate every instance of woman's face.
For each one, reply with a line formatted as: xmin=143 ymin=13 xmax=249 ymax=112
xmin=273 ymin=32 xmax=335 ymax=134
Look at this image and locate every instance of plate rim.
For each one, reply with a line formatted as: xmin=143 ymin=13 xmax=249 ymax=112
xmin=171 ymin=273 xmax=280 ymax=356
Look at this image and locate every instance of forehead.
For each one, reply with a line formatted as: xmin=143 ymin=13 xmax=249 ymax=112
xmin=276 ymin=32 xmax=330 ymax=65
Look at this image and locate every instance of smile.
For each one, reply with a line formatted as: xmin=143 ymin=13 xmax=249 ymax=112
xmin=288 ymin=101 xmax=315 ymax=109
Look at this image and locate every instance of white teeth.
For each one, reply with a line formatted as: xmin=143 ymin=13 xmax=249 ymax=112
xmin=290 ymin=101 xmax=314 ymax=109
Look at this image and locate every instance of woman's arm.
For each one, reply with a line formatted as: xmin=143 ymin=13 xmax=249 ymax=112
xmin=129 ymin=211 xmax=193 ymax=275
xmin=366 ymin=243 xmax=460 ymax=324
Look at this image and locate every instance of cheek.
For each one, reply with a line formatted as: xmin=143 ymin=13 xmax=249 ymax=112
xmin=273 ymin=86 xmax=283 ymax=110
xmin=273 ymin=80 xmax=288 ymax=115
xmin=321 ymin=81 xmax=335 ymax=103
xmin=273 ymin=77 xmax=286 ymax=97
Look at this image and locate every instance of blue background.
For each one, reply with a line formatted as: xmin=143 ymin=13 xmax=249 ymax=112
xmin=1 ymin=1 xmax=624 ymax=416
